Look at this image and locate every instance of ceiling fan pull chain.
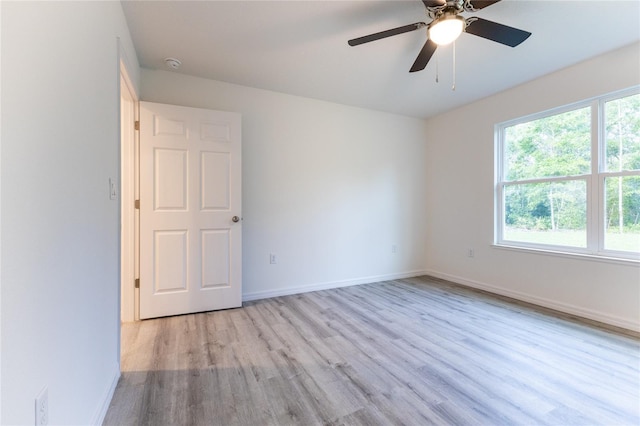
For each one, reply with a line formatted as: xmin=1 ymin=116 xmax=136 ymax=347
xmin=452 ymin=40 xmax=456 ymax=91
xmin=435 ymin=48 xmax=439 ymax=83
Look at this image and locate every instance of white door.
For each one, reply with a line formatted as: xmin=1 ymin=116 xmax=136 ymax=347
xmin=139 ymin=101 xmax=242 ymax=319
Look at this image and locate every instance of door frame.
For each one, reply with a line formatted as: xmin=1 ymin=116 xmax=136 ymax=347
xmin=119 ymin=45 xmax=139 ymax=326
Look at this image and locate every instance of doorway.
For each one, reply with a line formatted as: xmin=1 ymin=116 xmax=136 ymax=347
xmin=118 ymin=81 xmax=243 ymax=324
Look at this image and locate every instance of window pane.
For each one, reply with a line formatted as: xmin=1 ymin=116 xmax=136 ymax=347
xmin=604 ymin=93 xmax=640 ymax=172
xmin=604 ymin=176 xmax=640 ymax=253
xmin=504 ymin=107 xmax=591 ymax=181
xmin=504 ymin=180 xmax=587 ymax=247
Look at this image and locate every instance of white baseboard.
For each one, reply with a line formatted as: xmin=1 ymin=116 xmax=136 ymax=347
xmin=91 ymin=363 xmax=120 ymax=425
xmin=242 ymin=270 xmax=429 ymax=302
xmin=424 ymin=269 xmax=640 ymax=332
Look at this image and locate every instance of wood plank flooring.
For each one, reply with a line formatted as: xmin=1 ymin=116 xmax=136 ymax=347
xmin=103 ymin=276 xmax=640 ymax=425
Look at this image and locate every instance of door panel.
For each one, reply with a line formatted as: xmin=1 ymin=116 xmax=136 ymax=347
xmin=139 ymin=101 xmax=242 ymax=319
xmin=201 ymin=152 xmax=230 ymax=210
xmin=154 ymin=149 xmax=188 ymax=210
xmin=201 ymin=229 xmax=230 ymax=288
xmin=154 ymin=230 xmax=188 ymax=293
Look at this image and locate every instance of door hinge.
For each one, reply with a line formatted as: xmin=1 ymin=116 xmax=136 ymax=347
xmin=134 ymin=120 xmax=140 ymax=131
xmin=134 ymin=199 xmax=140 ymax=210
xmin=135 ymin=278 xmax=140 ymax=289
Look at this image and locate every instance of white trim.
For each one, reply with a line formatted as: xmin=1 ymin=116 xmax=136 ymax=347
xmin=498 ymin=86 xmax=639 ymax=130
xmin=118 ymin=35 xmax=140 ymax=325
xmin=492 ymin=243 xmax=640 ymax=265
xmin=591 ymin=100 xmax=602 ymax=254
xmin=424 ymin=269 xmax=640 ymax=332
xmin=0 ymin=2 xmax=3 ymax=420
xmin=120 ymin=66 xmax=138 ymax=323
xmin=503 ymin=174 xmax=591 ymax=186
xmin=90 ymin=363 xmax=120 ymax=425
xmin=242 ymin=270 xmax=429 ymax=302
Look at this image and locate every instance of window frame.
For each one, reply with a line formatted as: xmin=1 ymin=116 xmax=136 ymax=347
xmin=495 ymin=86 xmax=640 ymax=262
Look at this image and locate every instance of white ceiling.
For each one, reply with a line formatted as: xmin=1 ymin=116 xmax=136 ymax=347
xmin=121 ymin=0 xmax=640 ymax=119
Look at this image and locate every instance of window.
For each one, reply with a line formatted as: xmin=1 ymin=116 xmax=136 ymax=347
xmin=496 ymin=88 xmax=640 ymax=260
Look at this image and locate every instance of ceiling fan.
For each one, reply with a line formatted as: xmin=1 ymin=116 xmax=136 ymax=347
xmin=348 ymin=0 xmax=531 ymax=73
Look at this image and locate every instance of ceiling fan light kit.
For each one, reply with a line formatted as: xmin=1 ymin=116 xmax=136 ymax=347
xmin=347 ymin=0 xmax=531 ymax=75
xmin=429 ymin=14 xmax=465 ymax=45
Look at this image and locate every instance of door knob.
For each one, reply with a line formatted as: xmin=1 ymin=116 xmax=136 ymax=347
xmin=232 ymin=216 xmax=240 ymax=223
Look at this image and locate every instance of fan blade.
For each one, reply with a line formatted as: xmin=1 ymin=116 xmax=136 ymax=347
xmin=422 ymin=0 xmax=445 ymax=8
xmin=465 ymin=18 xmax=531 ymax=47
xmin=409 ymin=39 xmax=437 ymax=73
xmin=348 ymin=22 xmax=426 ymax=46
xmin=468 ymin=0 xmax=502 ymax=10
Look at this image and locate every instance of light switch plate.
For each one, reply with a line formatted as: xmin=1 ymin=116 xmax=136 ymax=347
xmin=109 ymin=177 xmax=117 ymax=200
xmin=35 ymin=386 xmax=48 ymax=425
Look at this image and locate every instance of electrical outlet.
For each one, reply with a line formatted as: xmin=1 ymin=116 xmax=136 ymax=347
xmin=391 ymin=244 xmax=397 ymax=254
xmin=467 ymin=248 xmax=475 ymax=258
xmin=270 ymin=253 xmax=277 ymax=264
xmin=35 ymin=386 xmax=48 ymax=425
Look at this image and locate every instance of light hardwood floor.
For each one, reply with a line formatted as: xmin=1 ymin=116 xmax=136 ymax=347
xmin=104 ymin=276 xmax=640 ymax=425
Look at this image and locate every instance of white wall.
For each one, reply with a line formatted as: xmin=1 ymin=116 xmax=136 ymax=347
xmin=424 ymin=42 xmax=640 ymax=331
xmin=1 ymin=2 xmax=138 ymax=424
xmin=141 ymin=70 xmax=429 ymax=300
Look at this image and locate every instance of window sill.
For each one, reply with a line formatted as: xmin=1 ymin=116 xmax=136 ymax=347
xmin=491 ymin=243 xmax=640 ymax=267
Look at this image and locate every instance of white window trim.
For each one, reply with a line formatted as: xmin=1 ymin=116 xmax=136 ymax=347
xmin=495 ymin=86 xmax=640 ymax=262
xmin=491 ymin=244 xmax=639 ymax=267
